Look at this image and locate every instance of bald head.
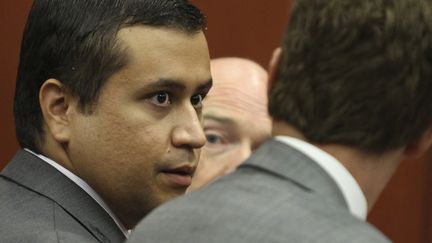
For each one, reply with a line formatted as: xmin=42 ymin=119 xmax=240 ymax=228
xmin=189 ymin=57 xmax=272 ymax=191
xmin=207 ymin=57 xmax=269 ymax=123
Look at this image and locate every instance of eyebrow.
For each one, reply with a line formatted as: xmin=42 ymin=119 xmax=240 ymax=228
xmin=140 ymin=79 xmax=213 ymax=97
xmin=203 ymin=114 xmax=237 ymax=127
xmin=145 ymin=79 xmax=186 ymax=92
xmin=145 ymin=78 xmax=213 ymax=92
xmin=196 ymin=79 xmax=213 ymax=94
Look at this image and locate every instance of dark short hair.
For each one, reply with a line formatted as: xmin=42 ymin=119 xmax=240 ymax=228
xmin=14 ymin=0 xmax=206 ymax=153
xmin=269 ymin=0 xmax=432 ymax=152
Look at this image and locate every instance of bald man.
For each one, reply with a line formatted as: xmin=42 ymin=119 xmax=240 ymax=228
xmin=188 ymin=57 xmax=272 ymax=190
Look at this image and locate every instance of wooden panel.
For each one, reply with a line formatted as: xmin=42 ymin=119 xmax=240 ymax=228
xmin=192 ymin=0 xmax=292 ymax=67
xmin=0 ymin=1 xmax=32 ymax=166
xmin=368 ymin=150 xmax=432 ymax=243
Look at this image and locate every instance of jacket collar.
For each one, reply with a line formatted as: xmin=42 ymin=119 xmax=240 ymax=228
xmin=242 ymin=139 xmax=348 ymax=210
xmin=1 ymin=150 xmax=125 ymax=243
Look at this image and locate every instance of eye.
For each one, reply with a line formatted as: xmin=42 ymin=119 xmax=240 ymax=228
xmin=149 ymin=92 xmax=171 ymax=107
xmin=206 ymin=134 xmax=222 ymax=144
xmin=190 ymin=94 xmax=204 ymax=108
xmin=203 ymin=129 xmax=234 ymax=154
xmin=204 ymin=132 xmax=230 ymax=155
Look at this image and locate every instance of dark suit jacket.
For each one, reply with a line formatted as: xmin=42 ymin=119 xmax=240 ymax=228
xmin=0 ymin=150 xmax=125 ymax=243
xmin=128 ymin=139 xmax=391 ymax=243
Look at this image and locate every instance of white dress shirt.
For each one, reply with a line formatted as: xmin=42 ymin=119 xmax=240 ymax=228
xmin=24 ymin=149 xmax=130 ymax=238
xmin=274 ymin=136 xmax=368 ymax=220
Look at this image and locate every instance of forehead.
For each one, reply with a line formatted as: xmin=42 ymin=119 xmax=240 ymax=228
xmin=110 ymin=26 xmax=211 ymax=89
xmin=204 ymin=90 xmax=267 ymax=123
xmin=205 ymin=61 xmax=268 ymax=121
xmin=210 ymin=60 xmax=267 ymax=97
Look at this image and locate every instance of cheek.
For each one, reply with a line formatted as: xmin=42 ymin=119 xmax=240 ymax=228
xmin=225 ymin=148 xmax=251 ymax=169
xmin=104 ymin=125 xmax=168 ymax=166
xmin=202 ymin=146 xmax=249 ymax=170
xmin=72 ymin=114 xmax=169 ymax=168
xmin=103 ymin=110 xmax=168 ymax=144
xmin=69 ymin=119 xmax=163 ymax=191
xmin=194 ymin=156 xmax=225 ymax=184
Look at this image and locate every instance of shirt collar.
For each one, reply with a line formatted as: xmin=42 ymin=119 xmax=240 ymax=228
xmin=24 ymin=149 xmax=131 ymax=238
xmin=274 ymin=136 xmax=368 ymax=220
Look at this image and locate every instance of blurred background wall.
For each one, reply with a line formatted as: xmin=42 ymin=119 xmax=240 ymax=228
xmin=0 ymin=1 xmax=31 ymax=166
xmin=1 ymin=1 xmax=431 ymax=242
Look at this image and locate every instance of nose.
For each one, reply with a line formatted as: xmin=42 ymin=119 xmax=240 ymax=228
xmin=171 ymin=106 xmax=206 ymax=149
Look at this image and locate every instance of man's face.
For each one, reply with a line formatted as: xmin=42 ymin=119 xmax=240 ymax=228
xmin=188 ymin=59 xmax=271 ymax=190
xmin=66 ymin=26 xmax=211 ymax=227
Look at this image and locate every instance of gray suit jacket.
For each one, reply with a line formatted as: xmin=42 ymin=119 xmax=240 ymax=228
xmin=128 ymin=139 xmax=391 ymax=243
xmin=0 ymin=150 xmax=125 ymax=243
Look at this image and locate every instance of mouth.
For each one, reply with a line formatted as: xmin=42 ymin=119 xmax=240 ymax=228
xmin=159 ymin=165 xmax=196 ymax=188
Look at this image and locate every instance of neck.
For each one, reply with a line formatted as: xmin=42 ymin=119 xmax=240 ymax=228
xmin=39 ymin=134 xmax=76 ymax=173
xmin=318 ymin=144 xmax=402 ymax=210
xmin=272 ymin=120 xmax=403 ymax=211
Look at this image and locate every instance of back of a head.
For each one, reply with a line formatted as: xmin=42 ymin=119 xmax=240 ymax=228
xmin=14 ymin=0 xmax=205 ymax=153
xmin=269 ymin=0 xmax=432 ymax=152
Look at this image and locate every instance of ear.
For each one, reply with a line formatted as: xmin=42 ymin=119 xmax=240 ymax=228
xmin=402 ymin=126 xmax=432 ymax=160
xmin=39 ymin=79 xmax=72 ymax=144
xmin=267 ymin=47 xmax=282 ymax=92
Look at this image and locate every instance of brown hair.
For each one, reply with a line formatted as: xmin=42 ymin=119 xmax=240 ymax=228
xmin=269 ymin=0 xmax=432 ymax=152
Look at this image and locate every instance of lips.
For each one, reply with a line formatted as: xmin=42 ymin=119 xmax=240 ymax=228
xmin=159 ymin=165 xmax=196 ymax=187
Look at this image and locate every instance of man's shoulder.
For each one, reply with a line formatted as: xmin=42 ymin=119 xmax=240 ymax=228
xmin=0 ymin=174 xmax=53 ymax=211
xmin=128 ymin=169 xmax=390 ymax=243
xmin=0 ymin=173 xmax=99 ymax=242
xmin=1 ymin=229 xmax=98 ymax=243
xmin=131 ymin=194 xmax=389 ymax=243
xmin=0 ymin=160 xmax=60 ymax=218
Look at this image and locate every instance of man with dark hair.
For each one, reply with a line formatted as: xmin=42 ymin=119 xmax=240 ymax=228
xmin=0 ymin=0 xmax=211 ymax=242
xmin=127 ymin=0 xmax=432 ymax=242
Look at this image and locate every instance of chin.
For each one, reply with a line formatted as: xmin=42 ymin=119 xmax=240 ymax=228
xmin=160 ymin=189 xmax=187 ymax=202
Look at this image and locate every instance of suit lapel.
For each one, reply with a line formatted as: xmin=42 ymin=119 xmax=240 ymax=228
xmin=1 ymin=150 xmax=125 ymax=243
xmin=242 ymin=139 xmax=348 ymax=210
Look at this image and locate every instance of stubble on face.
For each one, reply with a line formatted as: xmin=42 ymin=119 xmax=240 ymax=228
xmin=66 ymin=26 xmax=211 ymax=227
